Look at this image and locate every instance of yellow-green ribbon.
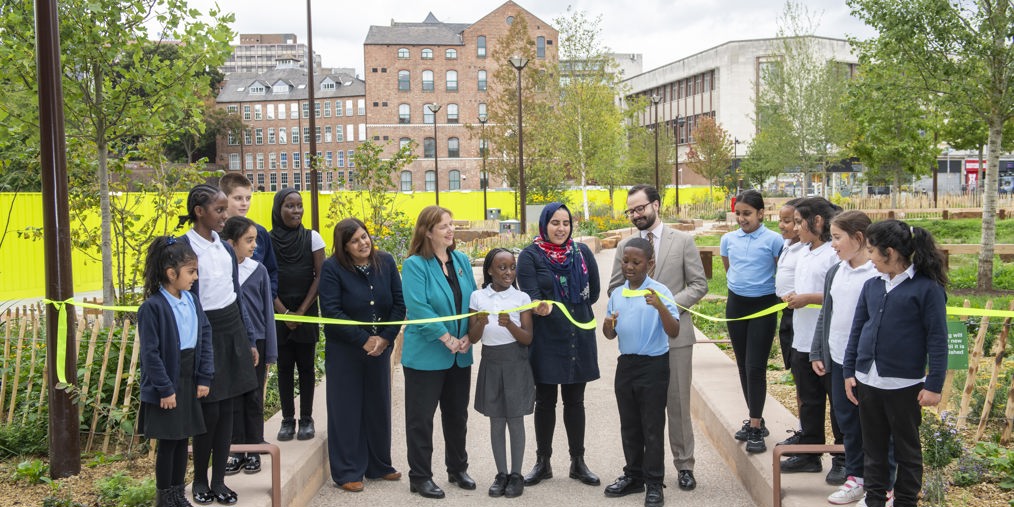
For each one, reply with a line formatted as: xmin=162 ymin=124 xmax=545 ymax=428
xmin=622 ymin=288 xmax=816 ymax=322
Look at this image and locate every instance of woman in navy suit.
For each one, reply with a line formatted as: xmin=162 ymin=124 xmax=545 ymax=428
xmin=320 ymin=218 xmax=405 ymax=492
xmin=401 ymin=206 xmax=478 ymax=499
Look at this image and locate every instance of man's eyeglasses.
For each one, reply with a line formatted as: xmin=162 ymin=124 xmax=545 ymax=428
xmin=623 ymin=203 xmax=652 ymax=217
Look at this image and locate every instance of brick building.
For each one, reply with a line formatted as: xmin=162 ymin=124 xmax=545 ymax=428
xmin=214 ymin=59 xmax=367 ymax=192
xmin=221 ymin=33 xmax=322 ymax=74
xmin=363 ymin=1 xmax=558 ymax=192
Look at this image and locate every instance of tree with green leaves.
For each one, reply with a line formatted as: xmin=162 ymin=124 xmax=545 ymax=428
xmin=741 ymin=112 xmax=797 ymax=190
xmin=841 ymin=58 xmax=942 ymax=207
xmin=0 ymin=0 xmax=234 ymax=308
xmin=552 ymin=7 xmax=628 ymax=218
xmin=684 ymin=116 xmax=733 ymax=198
xmin=847 ymin=0 xmax=1014 ymax=290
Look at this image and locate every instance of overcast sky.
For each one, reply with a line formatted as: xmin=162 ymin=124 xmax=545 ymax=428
xmin=179 ymin=0 xmax=876 ymax=75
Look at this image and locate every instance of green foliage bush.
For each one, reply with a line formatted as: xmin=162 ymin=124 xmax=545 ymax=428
xmin=14 ymin=458 xmax=49 ymax=484
xmin=973 ymin=442 xmax=1014 ymax=490
xmin=95 ymin=472 xmax=155 ymax=507
xmin=921 ymin=411 xmax=963 ymax=469
xmin=0 ymin=412 xmax=48 ymax=458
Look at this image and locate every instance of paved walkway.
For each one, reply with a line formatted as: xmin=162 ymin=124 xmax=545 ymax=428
xmin=305 ymin=248 xmax=756 ymax=507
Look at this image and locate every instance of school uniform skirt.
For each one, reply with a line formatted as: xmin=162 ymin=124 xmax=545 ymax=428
xmin=474 ymin=342 xmax=536 ymax=418
xmin=205 ymin=302 xmax=258 ymax=402
xmin=139 ymin=349 xmax=206 ymax=440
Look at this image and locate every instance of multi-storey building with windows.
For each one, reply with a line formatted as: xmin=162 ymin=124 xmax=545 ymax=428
xmin=364 ymin=1 xmax=557 ymax=192
xmin=221 ymin=33 xmax=322 ymax=74
xmin=214 ymin=59 xmax=367 ymax=192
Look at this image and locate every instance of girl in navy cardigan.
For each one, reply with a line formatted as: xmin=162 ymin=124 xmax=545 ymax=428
xmin=137 ymin=236 xmax=214 ymax=507
xmin=844 ymin=220 xmax=948 ymax=507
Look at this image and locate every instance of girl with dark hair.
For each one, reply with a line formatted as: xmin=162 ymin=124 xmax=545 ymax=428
xmin=517 ymin=203 xmax=601 ymax=487
xmin=776 ymin=198 xmax=804 ymax=371
xmin=320 ymin=217 xmax=405 ymax=492
xmin=721 ymin=190 xmax=784 ymax=453
xmin=270 ymin=189 xmax=325 ymax=441
xmin=179 ymin=185 xmax=259 ymax=505
xmin=401 ymin=206 xmax=478 ymax=499
xmin=844 ymin=220 xmax=947 ymax=507
xmin=220 ymin=216 xmax=277 ymax=475
xmin=780 ymin=197 xmax=843 ymax=475
xmin=138 ymin=236 xmax=214 ymax=507
xmin=467 ymin=248 xmax=535 ymax=498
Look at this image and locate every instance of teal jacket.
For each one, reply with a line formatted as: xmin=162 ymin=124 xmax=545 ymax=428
xmin=401 ymin=250 xmax=477 ymax=371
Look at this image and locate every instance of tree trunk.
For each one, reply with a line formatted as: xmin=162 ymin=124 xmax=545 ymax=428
xmin=891 ymin=170 xmax=900 ymax=208
xmin=94 ymin=66 xmax=114 ymax=326
xmin=977 ymin=111 xmax=1002 ymax=291
xmin=577 ymin=117 xmax=589 ymax=219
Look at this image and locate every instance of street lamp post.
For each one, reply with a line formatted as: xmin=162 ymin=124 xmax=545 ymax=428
xmin=306 ymin=0 xmax=319 ymax=231
xmin=651 ymin=94 xmax=661 ymax=191
xmin=509 ymin=56 xmax=528 ymax=235
xmin=428 ymin=103 xmax=442 ymax=205
xmin=733 ymin=137 xmax=742 ymax=193
xmin=674 ymin=116 xmax=685 ymax=213
xmin=478 ymin=113 xmax=488 ymax=219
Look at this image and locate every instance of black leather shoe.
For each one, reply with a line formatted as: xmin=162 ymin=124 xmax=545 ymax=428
xmin=297 ymin=417 xmax=315 ymax=440
xmin=677 ymin=470 xmax=696 ymax=491
xmin=211 ymin=485 xmax=237 ymax=505
xmin=191 ymin=483 xmax=214 ymax=505
xmin=775 ymin=429 xmax=802 ymax=457
xmin=504 ymin=473 xmax=525 ymax=498
xmin=277 ymin=418 xmax=295 ymax=441
xmin=243 ymin=454 xmax=261 ymax=474
xmin=410 ymin=479 xmax=446 ymax=499
xmin=524 ymin=454 xmax=552 ymax=485
xmin=734 ymin=419 xmax=768 ymax=441
xmin=745 ymin=426 xmax=767 ymax=454
xmin=780 ymin=455 xmax=822 ymax=473
xmin=826 ymin=454 xmax=847 ymax=485
xmin=488 ymin=473 xmax=507 ymax=497
xmin=645 ymin=483 xmax=665 ymax=507
xmin=172 ymin=485 xmax=194 ymax=507
xmin=156 ymin=488 xmax=173 ymax=507
xmin=570 ymin=456 xmax=600 ymax=485
xmin=447 ymin=470 xmax=476 ymax=490
xmin=604 ymin=475 xmax=645 ymax=497
xmin=224 ymin=454 xmax=245 ymax=476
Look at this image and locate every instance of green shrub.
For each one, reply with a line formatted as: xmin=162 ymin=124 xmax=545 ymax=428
xmin=972 ymin=441 xmax=1014 ymax=490
xmin=95 ymin=472 xmax=155 ymax=507
xmin=14 ymin=458 xmax=49 ymax=484
xmin=952 ymin=451 xmax=989 ymax=487
xmin=0 ymin=416 xmax=49 ymax=458
xmin=920 ymin=411 xmax=962 ymax=469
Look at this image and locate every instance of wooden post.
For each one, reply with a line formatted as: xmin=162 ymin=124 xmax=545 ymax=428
xmin=958 ymin=299 xmax=992 ymax=429
xmin=23 ymin=308 xmax=40 ymax=424
xmin=120 ymin=325 xmax=141 ymax=452
xmin=79 ymin=317 xmax=100 ymax=408
xmin=1003 ymin=376 xmax=1014 ymax=444
xmin=103 ymin=320 xmax=132 ymax=454
xmin=975 ymin=300 xmax=1013 ymax=441
xmin=0 ymin=309 xmax=12 ymax=418
xmin=86 ymin=323 xmax=117 ymax=452
xmin=7 ymin=316 xmax=27 ymax=423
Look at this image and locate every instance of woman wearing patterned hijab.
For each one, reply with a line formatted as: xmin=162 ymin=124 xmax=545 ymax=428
xmin=516 ymin=203 xmax=601 ymax=488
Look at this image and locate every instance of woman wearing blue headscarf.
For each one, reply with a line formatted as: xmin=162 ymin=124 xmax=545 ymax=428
xmin=516 ymin=203 xmax=601 ymax=488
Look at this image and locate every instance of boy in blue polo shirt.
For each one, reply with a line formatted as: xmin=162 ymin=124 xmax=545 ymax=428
xmin=603 ymin=238 xmax=680 ymax=507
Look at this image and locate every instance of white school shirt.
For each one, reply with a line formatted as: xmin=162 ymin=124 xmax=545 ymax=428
xmin=856 ymin=264 xmax=924 ymax=389
xmin=791 ymin=242 xmax=838 ymax=353
xmin=309 ymin=230 xmax=326 ymax=252
xmin=776 ymin=240 xmax=806 ymax=298
xmin=185 ymin=229 xmax=237 ymax=311
xmin=469 ymin=285 xmax=532 ymax=346
xmin=827 ymin=259 xmax=879 ymax=364
xmin=237 ymin=257 xmax=260 ymax=286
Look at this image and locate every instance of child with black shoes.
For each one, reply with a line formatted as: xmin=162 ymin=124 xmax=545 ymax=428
xmin=603 ymin=238 xmax=680 ymax=507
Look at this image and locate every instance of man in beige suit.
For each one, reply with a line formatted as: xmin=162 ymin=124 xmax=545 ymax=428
xmin=608 ymin=184 xmax=708 ymax=492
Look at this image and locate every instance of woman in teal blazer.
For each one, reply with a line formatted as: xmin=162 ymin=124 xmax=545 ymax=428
xmin=401 ymin=205 xmax=478 ymax=499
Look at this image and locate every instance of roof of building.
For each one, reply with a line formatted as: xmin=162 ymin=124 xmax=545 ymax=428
xmin=364 ymin=12 xmax=469 ymax=46
xmin=217 ymin=68 xmax=365 ymax=103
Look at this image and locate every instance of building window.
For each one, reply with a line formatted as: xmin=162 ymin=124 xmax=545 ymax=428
xmin=357 ymin=99 xmax=365 ymax=115
xmin=243 ymin=105 xmax=251 ymax=120
xmin=243 ymin=129 xmax=252 ymax=145
xmin=269 ymin=173 xmax=277 ymax=191
xmin=477 ymin=36 xmax=486 ymax=58
xmin=290 ymin=103 xmax=298 ymax=118
xmin=321 ymin=80 xmax=336 ymax=91
xmin=325 ymin=151 xmax=333 ymax=167
xmin=422 ymin=70 xmax=434 ymax=92
xmin=334 ymin=100 xmax=343 ymax=116
xmin=315 ymin=102 xmax=321 ymax=118
xmin=424 ymin=105 xmax=438 ymax=124
xmin=448 ymin=138 xmax=459 ymax=158
xmin=478 ymin=102 xmax=487 ymax=118
xmin=227 ymin=131 xmax=238 ymax=145
xmin=449 ymin=170 xmax=461 ymax=190
xmin=400 ymin=170 xmax=412 ymax=191
xmin=347 ymin=150 xmax=355 ymax=168
xmin=537 ymin=36 xmax=546 ymax=59
xmin=254 ymin=105 xmax=262 ymax=120
xmin=399 ymin=137 xmax=411 ymax=151
xmin=445 ymin=48 xmax=457 ymax=59
xmin=477 ymin=70 xmax=487 ymax=91
xmin=422 ymin=48 xmax=433 ymax=59
xmin=269 ymin=152 xmax=277 ymax=169
xmin=325 ymin=126 xmax=332 ymax=143
xmin=290 ymin=127 xmax=298 ymax=145
xmin=280 ymin=152 xmax=288 ymax=169
xmin=336 ymin=150 xmax=344 ymax=167
xmin=398 ymin=47 xmax=409 ymax=59
xmin=303 ymin=127 xmax=311 ymax=144
xmin=346 ymin=100 xmax=353 ymax=116
xmin=398 ymin=104 xmax=410 ymax=123
xmin=227 ymin=105 xmax=238 ymax=114
xmin=336 ymin=126 xmax=344 ymax=142
xmin=256 ymin=153 xmax=264 ymax=169
xmin=281 ymin=172 xmax=288 ymax=188
xmin=423 ymin=137 xmax=435 ymax=158
xmin=446 ymin=104 xmax=459 ymax=124
xmin=245 ymin=153 xmax=253 ymax=170
xmin=293 ymin=152 xmax=300 ymax=169
xmin=250 ymin=83 xmax=265 ymax=95
xmin=267 ymin=128 xmax=276 ymax=144
xmin=425 ymin=171 xmax=435 ymax=191
xmin=255 ymin=128 xmax=264 ymax=145
xmin=302 ymin=102 xmax=309 ymax=118
xmin=266 ymin=104 xmax=275 ymax=120
xmin=257 ymin=173 xmax=264 ymax=188
xmin=279 ymin=128 xmax=287 ymax=144
xmin=446 ymin=70 xmax=457 ymax=91
xmin=315 ymin=126 xmax=322 ymax=143
xmin=229 ymin=153 xmax=240 ymax=170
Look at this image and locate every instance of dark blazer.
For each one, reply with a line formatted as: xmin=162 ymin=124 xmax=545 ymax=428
xmin=401 ymin=250 xmax=477 ymax=371
xmin=843 ymin=273 xmax=948 ymax=393
xmin=253 ymin=223 xmax=279 ymax=298
xmin=517 ymin=242 xmax=600 ymax=385
xmin=138 ymin=291 xmax=214 ymax=404
xmin=179 ymin=233 xmax=257 ymax=346
xmin=319 ymin=251 xmax=406 ymax=347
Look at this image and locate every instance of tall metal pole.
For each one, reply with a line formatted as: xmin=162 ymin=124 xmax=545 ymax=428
xmin=651 ymin=94 xmax=661 ymax=191
xmin=428 ymin=103 xmax=441 ymax=205
xmin=36 ymin=0 xmax=80 ymax=478
xmin=479 ymin=114 xmax=488 ymax=219
xmin=306 ymin=0 xmax=319 ymax=231
xmin=509 ymin=57 xmax=528 ymax=235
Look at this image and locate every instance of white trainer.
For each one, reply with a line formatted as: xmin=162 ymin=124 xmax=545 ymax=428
xmin=828 ymin=477 xmax=864 ymax=505
xmin=856 ymin=489 xmax=894 ymax=507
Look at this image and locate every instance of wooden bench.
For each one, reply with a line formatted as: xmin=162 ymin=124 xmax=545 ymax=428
xmin=772 ymin=443 xmax=845 ymax=507
xmin=939 ymin=244 xmax=1014 ymax=267
xmin=189 ymin=443 xmax=282 ymax=507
